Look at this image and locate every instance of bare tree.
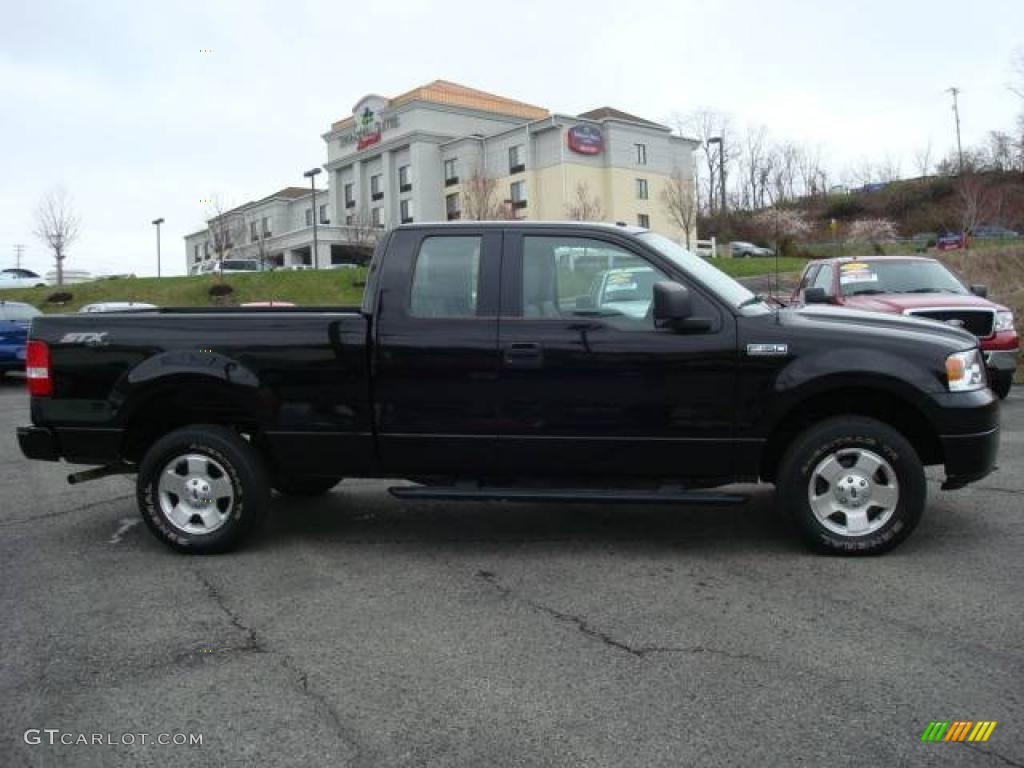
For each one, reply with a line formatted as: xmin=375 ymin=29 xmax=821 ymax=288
xmin=958 ymin=174 xmax=992 ymax=235
xmin=564 ymin=181 xmax=605 ymax=221
xmin=680 ymin=109 xmax=737 ymax=214
xmin=344 ymin=207 xmax=383 ymax=251
xmin=1010 ymin=46 xmax=1024 ymax=100
xmin=33 ymin=187 xmax=80 ymax=286
xmin=461 ymin=167 xmax=511 ymax=220
xmin=913 ymin=141 xmax=933 ymax=178
xmin=242 ymin=209 xmax=273 ymax=270
xmin=206 ymin=196 xmax=244 ymax=271
xmin=660 ymin=167 xmax=697 ymax=248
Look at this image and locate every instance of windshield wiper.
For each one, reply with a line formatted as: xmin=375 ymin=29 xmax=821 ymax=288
xmin=901 ymin=287 xmax=959 ymax=294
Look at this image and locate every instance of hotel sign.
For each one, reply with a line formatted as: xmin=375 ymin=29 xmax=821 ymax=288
xmin=567 ymin=124 xmax=604 ymax=155
xmin=339 ymin=95 xmax=400 ymax=151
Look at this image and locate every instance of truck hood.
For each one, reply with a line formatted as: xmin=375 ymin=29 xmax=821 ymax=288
xmin=785 ymin=304 xmax=978 ymax=350
xmin=842 ymin=292 xmax=1007 ymax=313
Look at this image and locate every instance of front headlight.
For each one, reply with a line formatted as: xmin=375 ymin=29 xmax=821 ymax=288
xmin=994 ymin=310 xmax=1015 ymax=333
xmin=946 ymin=349 xmax=986 ymax=392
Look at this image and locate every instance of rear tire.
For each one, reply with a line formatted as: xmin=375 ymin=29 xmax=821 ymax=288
xmin=991 ymin=371 xmax=1012 ymax=400
xmin=272 ymin=476 xmax=342 ymax=497
xmin=777 ymin=416 xmax=925 ymax=555
xmin=137 ymin=425 xmax=269 ymax=554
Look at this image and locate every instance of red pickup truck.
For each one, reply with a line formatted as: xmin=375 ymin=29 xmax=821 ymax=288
xmin=791 ymin=256 xmax=1018 ymax=398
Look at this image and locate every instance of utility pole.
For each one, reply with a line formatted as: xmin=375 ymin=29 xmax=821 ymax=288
xmin=947 ymin=87 xmax=964 ymax=175
xmin=14 ymin=244 xmax=25 ymax=269
xmin=151 ymin=218 xmax=164 ymax=278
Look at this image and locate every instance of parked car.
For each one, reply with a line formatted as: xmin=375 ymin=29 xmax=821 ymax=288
xmin=218 ymin=259 xmax=263 ymax=274
xmin=328 ymin=263 xmax=361 ymax=270
xmin=971 ymin=225 xmax=1019 ymax=240
xmin=730 ymin=241 xmax=774 ymax=258
xmin=790 ymin=256 xmax=1018 ymax=398
xmin=18 ymin=222 xmax=999 ymax=556
xmin=79 ymin=302 xmax=158 ymax=313
xmin=0 ymin=268 xmax=47 ymax=290
xmin=0 ymin=301 xmax=42 ymax=377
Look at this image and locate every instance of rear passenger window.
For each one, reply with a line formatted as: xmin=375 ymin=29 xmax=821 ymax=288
xmin=409 ymin=236 xmax=481 ymax=318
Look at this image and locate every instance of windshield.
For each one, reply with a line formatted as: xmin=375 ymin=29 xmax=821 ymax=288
xmin=838 ymin=260 xmax=967 ymax=296
xmin=637 ymin=232 xmax=757 ymax=308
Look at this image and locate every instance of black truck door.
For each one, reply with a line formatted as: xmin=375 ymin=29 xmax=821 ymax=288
xmin=372 ymin=227 xmax=502 ymax=474
xmin=496 ymin=229 xmax=737 ymax=480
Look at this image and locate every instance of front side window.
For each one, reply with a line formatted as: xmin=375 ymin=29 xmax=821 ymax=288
xmin=521 ymin=236 xmax=668 ymax=329
xmin=410 ymin=236 xmax=482 ymax=318
xmin=812 ymin=265 xmax=834 ymax=294
xmin=509 ymin=145 xmax=525 ymax=173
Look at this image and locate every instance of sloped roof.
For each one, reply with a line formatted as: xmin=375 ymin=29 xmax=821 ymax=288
xmin=577 ymin=106 xmax=667 ymax=129
xmin=331 ymin=80 xmax=548 ymax=131
xmin=219 ymin=187 xmax=323 ymax=218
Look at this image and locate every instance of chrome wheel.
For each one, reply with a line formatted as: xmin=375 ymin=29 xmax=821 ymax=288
xmin=157 ymin=453 xmax=235 ymax=535
xmin=807 ymin=448 xmax=899 ymax=537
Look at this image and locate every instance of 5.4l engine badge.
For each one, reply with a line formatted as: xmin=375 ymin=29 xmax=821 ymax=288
xmin=746 ymin=343 xmax=788 ymax=356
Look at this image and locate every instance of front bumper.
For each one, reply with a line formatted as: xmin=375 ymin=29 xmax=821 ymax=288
xmin=940 ymin=427 xmax=999 ymax=489
xmin=984 ymin=347 xmax=1019 ymax=373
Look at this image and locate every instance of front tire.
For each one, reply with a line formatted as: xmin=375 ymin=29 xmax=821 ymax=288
xmin=777 ymin=416 xmax=925 ymax=555
xmin=991 ymin=371 xmax=1012 ymax=400
xmin=137 ymin=425 xmax=269 ymax=554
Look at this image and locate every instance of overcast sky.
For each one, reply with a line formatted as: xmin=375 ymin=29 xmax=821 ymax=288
xmin=1 ymin=0 xmax=1021 ymax=276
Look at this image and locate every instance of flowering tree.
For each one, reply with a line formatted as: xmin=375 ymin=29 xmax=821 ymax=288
xmin=848 ymin=218 xmax=898 ymax=242
xmin=750 ymin=208 xmax=811 ymax=241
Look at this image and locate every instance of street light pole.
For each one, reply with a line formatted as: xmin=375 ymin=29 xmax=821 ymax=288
xmin=303 ymin=167 xmax=322 ymax=268
xmin=151 ymin=218 xmax=164 ymax=278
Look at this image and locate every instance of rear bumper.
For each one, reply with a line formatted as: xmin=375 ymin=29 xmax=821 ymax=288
xmin=17 ymin=426 xmax=60 ymax=461
xmin=18 ymin=425 xmax=124 ymax=464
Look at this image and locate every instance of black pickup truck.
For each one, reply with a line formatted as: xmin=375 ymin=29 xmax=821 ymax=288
xmin=18 ymin=222 xmax=999 ymax=555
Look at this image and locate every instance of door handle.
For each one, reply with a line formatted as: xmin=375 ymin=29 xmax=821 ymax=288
xmin=503 ymin=342 xmax=543 ymax=368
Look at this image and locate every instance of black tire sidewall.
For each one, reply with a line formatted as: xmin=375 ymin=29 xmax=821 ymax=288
xmin=778 ymin=416 xmax=925 ymax=555
xmin=137 ymin=426 xmax=268 ymax=554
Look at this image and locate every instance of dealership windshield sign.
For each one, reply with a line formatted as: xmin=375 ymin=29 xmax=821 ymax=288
xmin=340 ymin=95 xmax=400 ymax=151
xmin=567 ymin=124 xmax=604 ymax=155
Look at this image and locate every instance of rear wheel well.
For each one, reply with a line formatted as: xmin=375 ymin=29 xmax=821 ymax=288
xmin=760 ymin=388 xmax=943 ymax=482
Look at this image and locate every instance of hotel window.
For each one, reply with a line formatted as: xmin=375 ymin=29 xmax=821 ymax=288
xmin=510 ymin=180 xmax=527 ymax=210
xmin=371 ymin=174 xmax=383 ymax=201
xmin=444 ymin=158 xmax=458 ymax=186
xmin=635 ymin=143 xmax=647 ymax=164
xmin=636 ymin=178 xmax=649 ymax=200
xmin=305 ymin=208 xmax=313 ymax=226
xmin=204 ymin=242 xmax=209 ymax=257
xmin=344 ymin=183 xmax=355 ymax=209
xmin=446 ymin=192 xmax=460 ymax=220
xmin=371 ymin=207 xmax=383 ymax=227
xmin=398 ymin=165 xmax=412 ymax=192
xmin=193 ymin=244 xmax=199 ymax=261
xmin=319 ymin=204 xmax=329 ymax=224
xmin=637 ymin=213 xmax=651 ymax=228
xmin=250 ymin=221 xmax=258 ymax=242
xmin=509 ymin=145 xmax=525 ymax=174
xmin=400 ymin=199 xmax=413 ymax=224
xmin=261 ymin=216 xmax=271 ymax=236
xmin=345 ymin=214 xmax=354 ymax=226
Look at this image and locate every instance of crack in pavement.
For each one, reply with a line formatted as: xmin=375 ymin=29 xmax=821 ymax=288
xmin=0 ymin=492 xmax=135 ymax=528
xmin=475 ymin=570 xmax=775 ymax=663
xmin=190 ymin=567 xmax=365 ymax=764
xmin=961 ymin=742 xmax=1024 ymax=768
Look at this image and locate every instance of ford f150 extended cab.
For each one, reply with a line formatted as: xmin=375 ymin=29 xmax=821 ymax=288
xmin=17 ymin=223 xmax=1000 ymax=555
xmin=790 ymin=256 xmax=1019 ymax=398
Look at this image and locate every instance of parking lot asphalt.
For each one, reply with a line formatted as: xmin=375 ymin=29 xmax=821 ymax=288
xmin=1 ymin=376 xmax=1022 ymax=768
